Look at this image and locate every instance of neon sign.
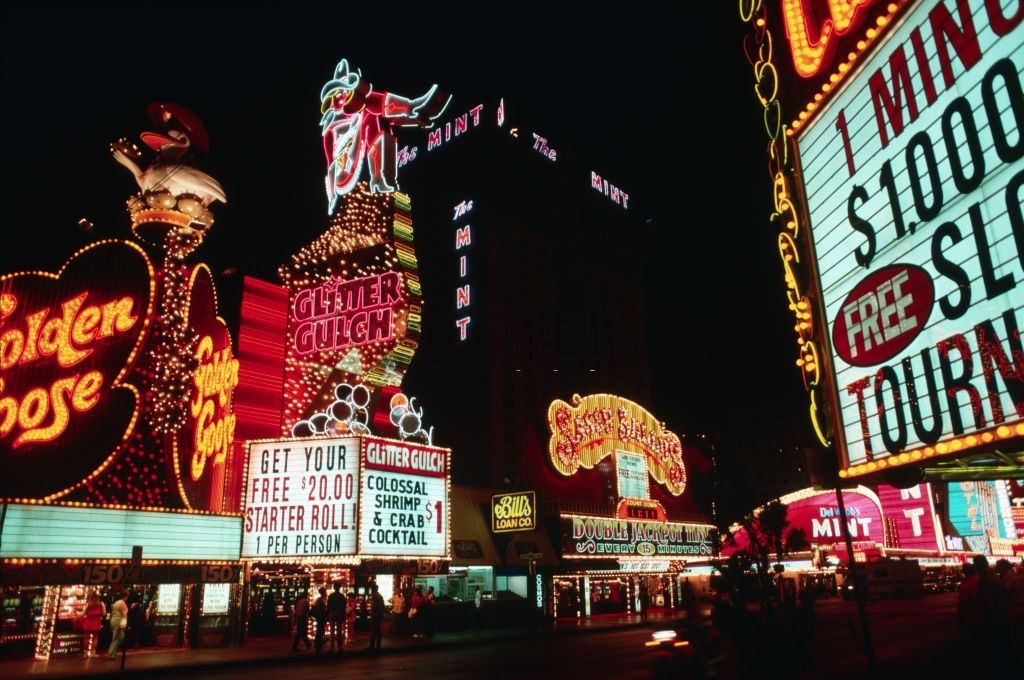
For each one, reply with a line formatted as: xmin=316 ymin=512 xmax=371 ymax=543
xmin=562 ymin=514 xmax=715 ymax=558
xmin=427 ymin=105 xmax=484 ymax=152
xmin=547 ymin=393 xmax=686 ymax=496
xmin=491 ymin=491 xmax=537 ymax=533
xmin=0 ymin=240 xmax=154 ymax=501
xmin=291 ymin=272 xmax=403 ymax=355
xmin=590 ymin=171 xmax=629 ymax=209
xmin=453 ymin=199 xmax=473 ymax=341
xmin=320 ymin=58 xmax=450 ymax=213
xmin=782 ymin=0 xmax=876 ymax=78
xmin=188 ymin=335 xmax=238 ymax=481
xmin=0 ymin=293 xmax=137 ymax=447
xmin=531 ymin=133 xmax=557 ymax=161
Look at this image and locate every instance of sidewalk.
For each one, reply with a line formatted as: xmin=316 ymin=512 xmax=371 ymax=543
xmin=0 ymin=611 xmax=686 ymax=680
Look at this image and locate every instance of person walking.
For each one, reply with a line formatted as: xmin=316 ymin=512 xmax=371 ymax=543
xmin=391 ymin=589 xmax=405 ymax=637
xmin=290 ymin=592 xmax=312 ymax=652
xmin=410 ymin=586 xmax=424 ymax=638
xmin=957 ymin=555 xmax=1003 ymax=678
xmin=126 ymin=590 xmax=145 ymax=649
xmin=106 ymin=590 xmax=128 ymax=660
xmin=423 ymin=585 xmax=436 ymax=637
xmin=345 ymin=591 xmax=357 ymax=645
xmin=312 ymin=587 xmax=328 ymax=654
xmin=368 ymin=584 xmax=385 ymax=654
xmin=81 ymin=590 xmax=105 ymax=658
xmin=327 ymin=583 xmax=347 ymax=654
xmin=474 ymin=586 xmax=483 ymax=630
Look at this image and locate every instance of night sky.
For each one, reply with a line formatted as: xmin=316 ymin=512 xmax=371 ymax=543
xmin=0 ymin=2 xmax=807 ymax=444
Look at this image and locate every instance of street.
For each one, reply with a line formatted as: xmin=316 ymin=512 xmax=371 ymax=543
xmin=141 ymin=629 xmax=659 ymax=680
xmin=141 ymin=593 xmax=964 ymax=680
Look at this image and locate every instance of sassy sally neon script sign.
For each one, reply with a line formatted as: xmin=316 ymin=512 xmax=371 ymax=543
xmin=291 ymin=272 xmax=403 ymax=355
xmin=547 ymin=393 xmax=686 ymax=496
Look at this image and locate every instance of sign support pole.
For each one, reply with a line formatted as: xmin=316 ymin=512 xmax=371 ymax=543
xmin=835 ymin=486 xmax=877 ymax=674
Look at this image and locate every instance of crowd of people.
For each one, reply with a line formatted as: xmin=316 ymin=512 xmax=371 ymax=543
xmin=74 ymin=586 xmax=159 ymax=659
xmin=288 ymin=582 xmax=441 ymax=656
xmin=956 ymin=556 xmax=1024 ymax=677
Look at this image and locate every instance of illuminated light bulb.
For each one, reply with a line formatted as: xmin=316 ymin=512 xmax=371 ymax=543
xmin=936 ymin=442 xmax=948 ymax=454
xmin=998 ymin=425 xmax=1011 ymax=438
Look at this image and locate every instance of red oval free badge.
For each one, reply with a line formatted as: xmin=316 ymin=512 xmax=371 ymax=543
xmin=831 ymin=264 xmax=934 ymax=367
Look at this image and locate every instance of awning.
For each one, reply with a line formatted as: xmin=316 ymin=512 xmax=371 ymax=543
xmin=502 ymin=528 xmax=560 ymax=567
xmin=450 ymin=485 xmax=503 ymax=566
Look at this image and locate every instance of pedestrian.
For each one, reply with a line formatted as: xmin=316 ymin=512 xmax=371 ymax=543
xmin=957 ymin=555 xmax=1003 ymax=678
xmin=106 ymin=589 xmax=128 ymax=660
xmin=290 ymin=592 xmax=312 ymax=652
xmin=81 ymin=590 xmax=105 ymax=658
xmin=410 ymin=586 xmax=424 ymax=638
xmin=142 ymin=587 xmax=157 ymax=646
xmin=994 ymin=559 xmax=1023 ymax=675
xmin=368 ymin=584 xmax=385 ymax=653
xmin=423 ymin=585 xmax=436 ymax=637
xmin=345 ymin=591 xmax=357 ymax=644
xmin=391 ymin=588 xmax=406 ymax=637
xmin=312 ymin=587 xmax=328 ymax=654
xmin=682 ymin=578 xmax=699 ymax=623
xmin=327 ymin=583 xmax=347 ymax=654
xmin=474 ymin=586 xmax=483 ymax=630
xmin=127 ymin=590 xmax=146 ymax=649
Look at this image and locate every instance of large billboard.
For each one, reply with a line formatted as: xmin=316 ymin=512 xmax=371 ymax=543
xmin=945 ymin=480 xmax=1016 ymax=554
xmin=359 ymin=436 xmax=449 ymax=558
xmin=794 ymin=0 xmax=1024 ymax=478
xmin=242 ymin=437 xmax=360 ymax=558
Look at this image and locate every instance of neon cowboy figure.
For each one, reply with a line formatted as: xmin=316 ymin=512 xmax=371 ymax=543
xmin=320 ymin=59 xmax=451 ymax=213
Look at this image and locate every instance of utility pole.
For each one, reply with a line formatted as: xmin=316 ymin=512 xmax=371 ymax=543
xmin=835 ymin=486 xmax=877 ymax=675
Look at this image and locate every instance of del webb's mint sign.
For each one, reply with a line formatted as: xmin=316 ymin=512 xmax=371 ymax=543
xmin=561 ymin=514 xmax=716 ymax=558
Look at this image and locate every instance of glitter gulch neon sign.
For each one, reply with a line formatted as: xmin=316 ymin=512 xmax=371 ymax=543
xmin=291 ymin=272 xmax=403 ymax=355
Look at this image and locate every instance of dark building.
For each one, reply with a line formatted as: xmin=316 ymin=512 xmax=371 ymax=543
xmin=713 ymin=407 xmax=816 ymax=520
xmin=369 ymin=98 xmax=654 ymax=490
xmin=233 ymin=93 xmax=671 ymax=503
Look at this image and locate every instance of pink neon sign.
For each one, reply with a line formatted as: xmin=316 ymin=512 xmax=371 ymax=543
xmin=876 ymin=483 xmax=942 ymax=552
xmin=590 ymin=171 xmax=629 ymax=209
xmin=428 ymin=105 xmax=484 ymax=152
xmin=290 ymin=272 xmax=403 ymax=355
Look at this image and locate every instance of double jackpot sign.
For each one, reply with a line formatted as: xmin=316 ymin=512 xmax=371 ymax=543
xmin=759 ymin=1 xmax=1024 ymax=478
xmin=0 ymin=240 xmax=239 ymax=510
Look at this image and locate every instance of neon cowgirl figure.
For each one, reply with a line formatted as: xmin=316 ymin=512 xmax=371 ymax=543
xmin=319 ymin=59 xmax=450 ymax=213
